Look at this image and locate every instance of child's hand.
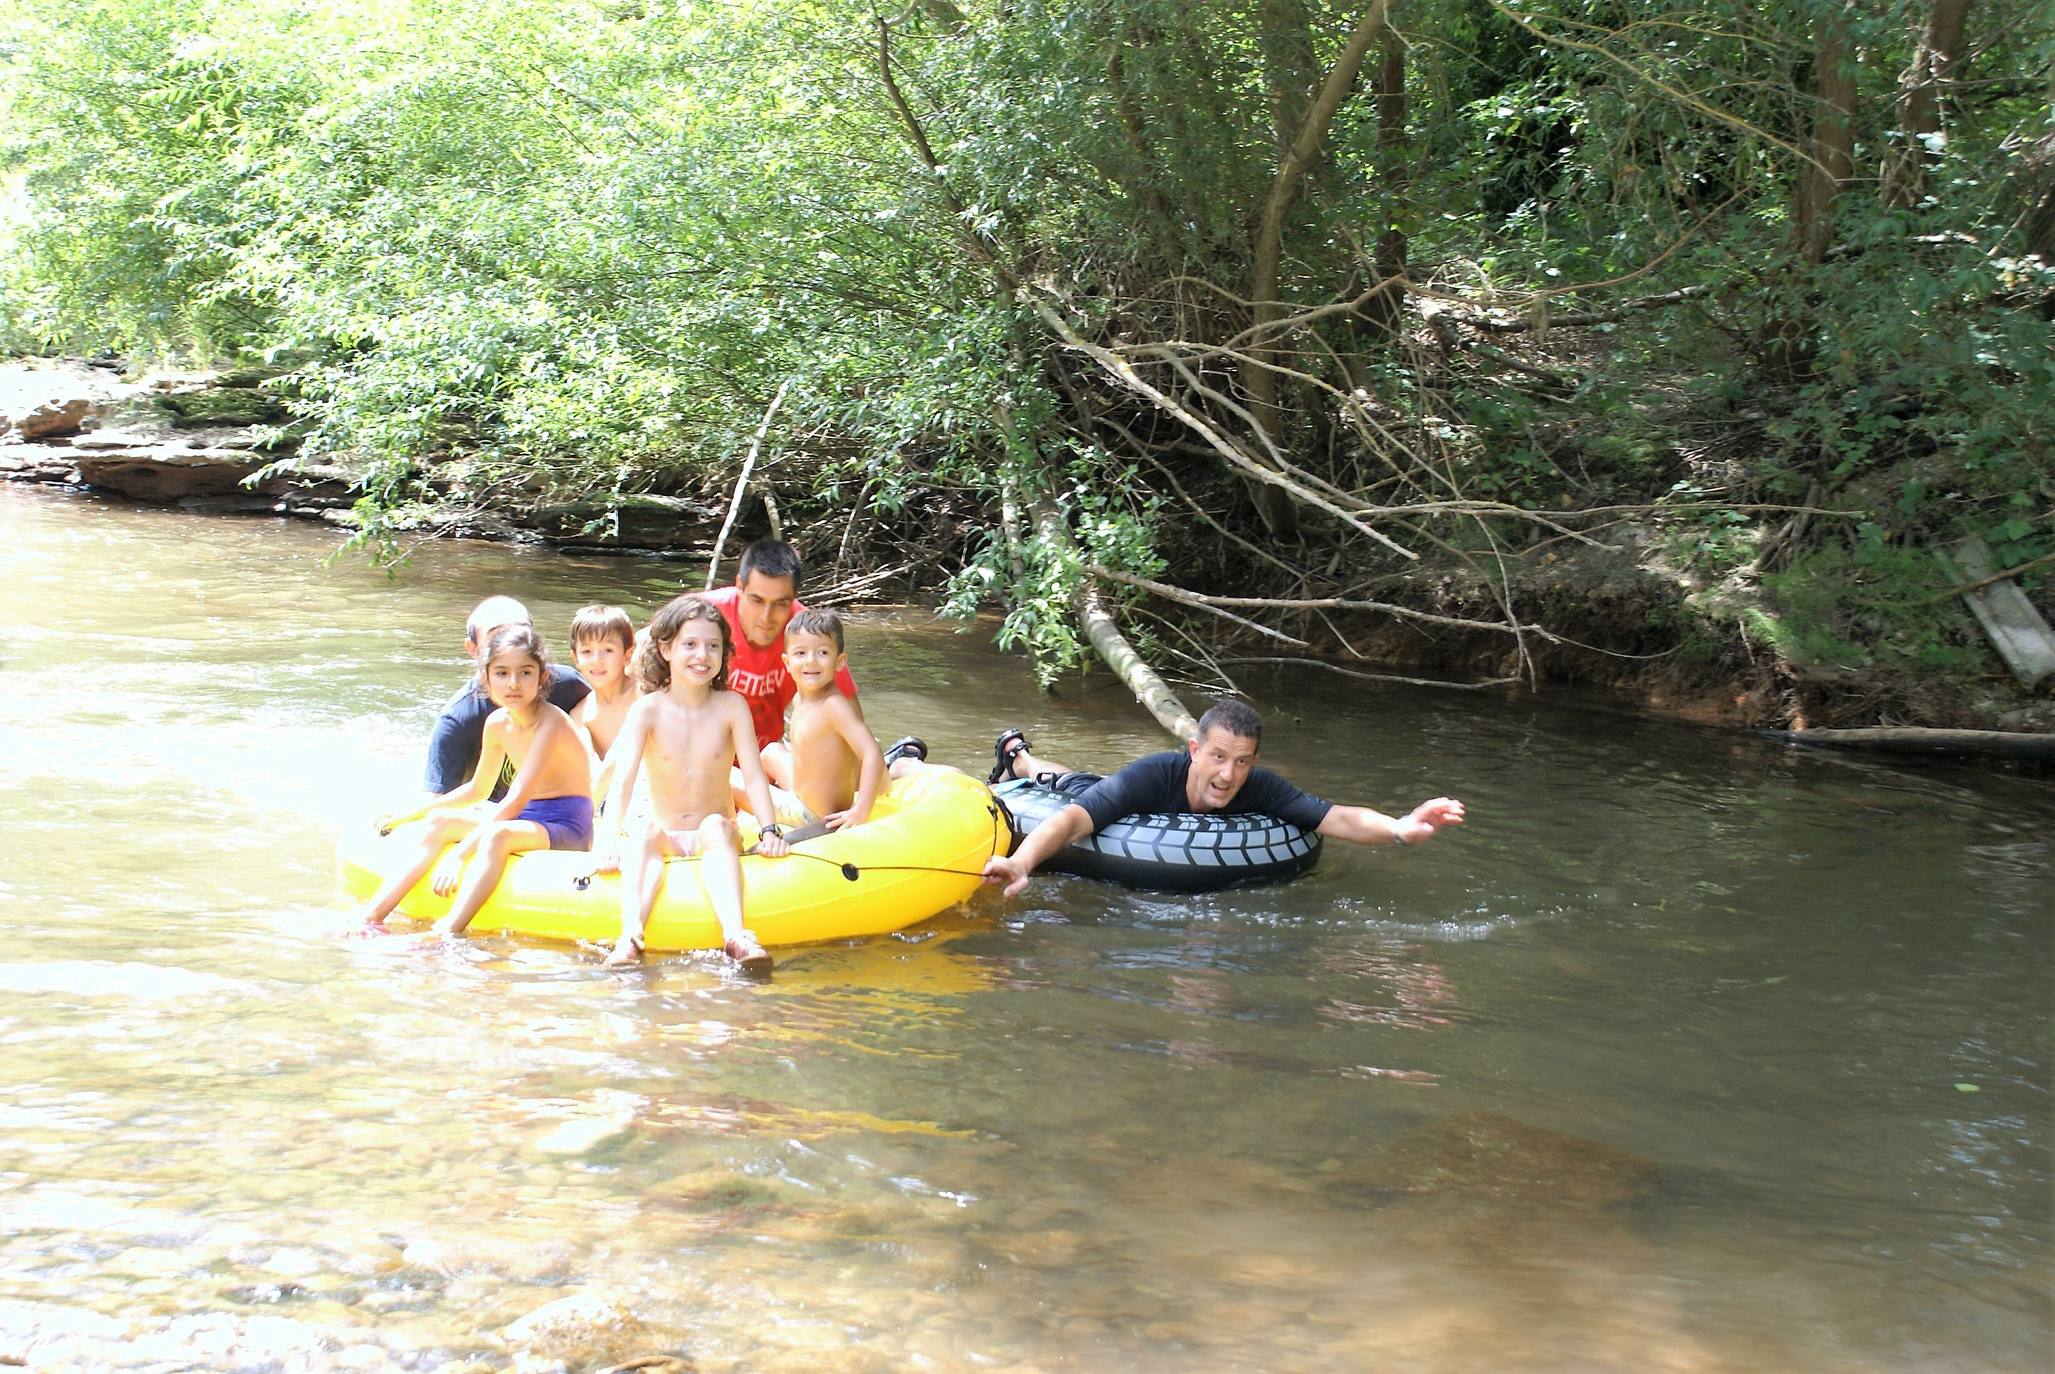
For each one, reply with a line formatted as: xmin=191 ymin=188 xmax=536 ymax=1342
xmin=823 ymin=807 xmax=870 ymax=831
xmin=755 ymin=830 xmax=791 ymax=858
xmin=431 ymin=850 xmax=467 ymax=896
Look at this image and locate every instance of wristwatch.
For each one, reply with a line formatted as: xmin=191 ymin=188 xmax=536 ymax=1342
xmin=759 ymin=823 xmax=785 ymax=840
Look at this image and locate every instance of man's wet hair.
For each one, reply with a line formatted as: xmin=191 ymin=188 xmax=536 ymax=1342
xmin=570 ymin=604 xmax=635 ymax=651
xmin=785 ymin=607 xmax=844 ymax=653
xmin=1196 ymin=698 xmax=1263 ymax=746
xmin=737 ymin=539 xmax=803 ymax=587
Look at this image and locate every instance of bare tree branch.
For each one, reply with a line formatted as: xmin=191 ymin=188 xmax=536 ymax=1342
xmin=1089 ymin=564 xmax=1556 ymax=640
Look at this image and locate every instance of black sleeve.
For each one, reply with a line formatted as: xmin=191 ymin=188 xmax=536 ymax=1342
xmin=1230 ymin=767 xmax=1332 ymax=831
xmin=1075 ymin=753 xmax=1188 ymax=832
xmin=548 ymin=666 xmax=591 ymax=711
xmin=423 ymin=698 xmax=483 ymax=793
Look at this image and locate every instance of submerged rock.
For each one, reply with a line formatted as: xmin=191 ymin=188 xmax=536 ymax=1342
xmin=499 ymin=1291 xmax=654 ymax=1367
xmin=1340 ymin=1110 xmax=1660 ymax=1210
xmin=533 ymin=1111 xmax=637 ymax=1158
xmin=0 ymin=1299 xmax=126 ymax=1365
xmin=400 ymin=1235 xmax=576 ymax=1283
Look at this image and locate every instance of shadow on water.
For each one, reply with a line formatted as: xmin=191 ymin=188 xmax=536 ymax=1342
xmin=0 ymin=487 xmax=2048 ymax=1372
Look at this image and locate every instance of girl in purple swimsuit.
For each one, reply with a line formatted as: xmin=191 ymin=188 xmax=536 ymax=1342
xmin=360 ymin=624 xmax=595 ymax=935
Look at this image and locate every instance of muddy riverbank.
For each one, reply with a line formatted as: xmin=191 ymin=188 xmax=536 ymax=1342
xmin=6 ymin=356 xmax=2050 ymax=744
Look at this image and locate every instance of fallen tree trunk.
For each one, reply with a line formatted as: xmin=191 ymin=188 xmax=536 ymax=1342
xmin=1080 ymin=582 xmax=1199 ymax=743
xmin=1763 ymin=727 xmax=2055 ymax=762
xmin=1030 ymin=497 xmax=1196 ymax=742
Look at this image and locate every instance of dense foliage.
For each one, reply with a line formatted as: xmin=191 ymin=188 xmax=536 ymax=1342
xmin=3 ymin=0 xmax=2050 ymax=715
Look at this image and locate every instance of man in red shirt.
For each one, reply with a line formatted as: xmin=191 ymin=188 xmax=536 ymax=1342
xmin=698 ymin=540 xmax=857 ymax=755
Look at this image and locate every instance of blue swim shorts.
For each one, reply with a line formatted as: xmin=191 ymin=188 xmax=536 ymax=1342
xmin=518 ymin=794 xmax=595 ymax=852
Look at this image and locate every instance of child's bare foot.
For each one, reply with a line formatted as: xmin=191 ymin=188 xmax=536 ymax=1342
xmin=603 ymin=936 xmax=644 ymax=968
xmin=723 ymin=931 xmax=773 ymax=976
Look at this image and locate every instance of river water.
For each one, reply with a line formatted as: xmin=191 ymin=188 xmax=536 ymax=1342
xmin=0 ymin=484 xmax=2047 ymax=1373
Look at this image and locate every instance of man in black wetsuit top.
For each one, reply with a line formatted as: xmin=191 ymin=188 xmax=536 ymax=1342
xmin=979 ymin=699 xmax=1465 ymax=897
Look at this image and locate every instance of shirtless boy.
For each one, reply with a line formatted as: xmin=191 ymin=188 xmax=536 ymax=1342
xmin=567 ymin=604 xmax=640 ymax=800
xmin=777 ymin=609 xmax=887 ymax=831
xmin=599 ymin=595 xmax=791 ymax=973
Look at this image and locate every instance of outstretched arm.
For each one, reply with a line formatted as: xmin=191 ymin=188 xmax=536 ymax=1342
xmin=981 ymin=803 xmax=1096 ymax=897
xmin=1316 ymin=796 xmax=1466 ymax=846
xmin=380 ymin=739 xmax=498 ymax=832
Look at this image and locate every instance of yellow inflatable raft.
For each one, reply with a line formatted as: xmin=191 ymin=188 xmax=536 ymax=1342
xmin=336 ymin=764 xmax=1008 ymax=951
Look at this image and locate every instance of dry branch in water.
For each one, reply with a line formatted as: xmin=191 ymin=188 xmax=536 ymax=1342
xmin=1089 ymin=565 xmax=1558 ymax=641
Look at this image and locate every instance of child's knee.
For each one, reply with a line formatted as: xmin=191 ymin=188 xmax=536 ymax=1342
xmin=419 ymin=813 xmax=466 ymax=846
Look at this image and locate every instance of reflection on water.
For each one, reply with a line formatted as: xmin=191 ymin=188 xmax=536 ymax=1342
xmin=0 ymin=486 xmax=2048 ymax=1372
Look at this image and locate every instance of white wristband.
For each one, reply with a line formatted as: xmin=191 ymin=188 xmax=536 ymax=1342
xmin=1391 ymin=820 xmax=1411 ymax=845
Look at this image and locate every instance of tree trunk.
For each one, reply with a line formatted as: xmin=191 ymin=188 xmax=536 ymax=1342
xmin=1766 ymin=727 xmax=2055 ymax=761
xmin=1241 ymin=0 xmax=1394 ymax=537
xmin=1767 ymin=2 xmax=1860 ymax=380
xmin=1793 ymin=6 xmax=1859 ymax=266
xmin=1881 ymin=0 xmax=1971 ymax=207
xmin=1030 ymin=498 xmax=1197 ymax=742
xmin=1258 ymin=0 xmax=1318 ymax=158
xmin=1363 ymin=7 xmax=1409 ymax=341
xmin=2016 ymin=129 xmax=2055 ymax=266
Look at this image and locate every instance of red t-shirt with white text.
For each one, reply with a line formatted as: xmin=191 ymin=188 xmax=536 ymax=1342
xmin=699 ymin=584 xmax=859 ymax=749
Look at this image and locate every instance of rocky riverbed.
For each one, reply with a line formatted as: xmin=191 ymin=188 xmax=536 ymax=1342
xmin=0 ymin=358 xmax=736 ymax=555
xmin=0 ymin=358 xmax=357 ymax=520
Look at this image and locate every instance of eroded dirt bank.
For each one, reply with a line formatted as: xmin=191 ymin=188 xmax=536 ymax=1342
xmin=7 ymin=357 xmax=2049 ymax=746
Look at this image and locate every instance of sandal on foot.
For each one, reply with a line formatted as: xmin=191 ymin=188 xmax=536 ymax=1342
xmin=881 ymin=736 xmax=927 ymax=768
xmin=724 ymin=930 xmax=774 ymax=976
xmin=603 ymin=936 xmax=644 ymax=968
xmin=988 ymin=728 xmax=1032 ymax=785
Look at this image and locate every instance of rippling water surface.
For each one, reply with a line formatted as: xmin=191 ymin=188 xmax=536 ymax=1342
xmin=1 ymin=485 xmax=2048 ymax=1372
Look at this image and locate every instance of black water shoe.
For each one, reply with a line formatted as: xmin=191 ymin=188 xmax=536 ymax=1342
xmin=882 ymin=736 xmax=927 ymax=767
xmin=988 ymin=728 xmax=1031 ymax=785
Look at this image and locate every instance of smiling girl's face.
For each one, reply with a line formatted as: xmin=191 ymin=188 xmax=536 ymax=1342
xmin=663 ymin=618 xmax=727 ymax=691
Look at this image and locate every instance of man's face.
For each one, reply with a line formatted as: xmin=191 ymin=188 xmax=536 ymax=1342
xmin=1184 ymin=726 xmax=1258 ymax=811
xmin=735 ymin=571 xmax=798 ymax=650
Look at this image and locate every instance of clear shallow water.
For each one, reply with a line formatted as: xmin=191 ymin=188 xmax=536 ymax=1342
xmin=0 ymin=484 xmax=2048 ymax=1373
